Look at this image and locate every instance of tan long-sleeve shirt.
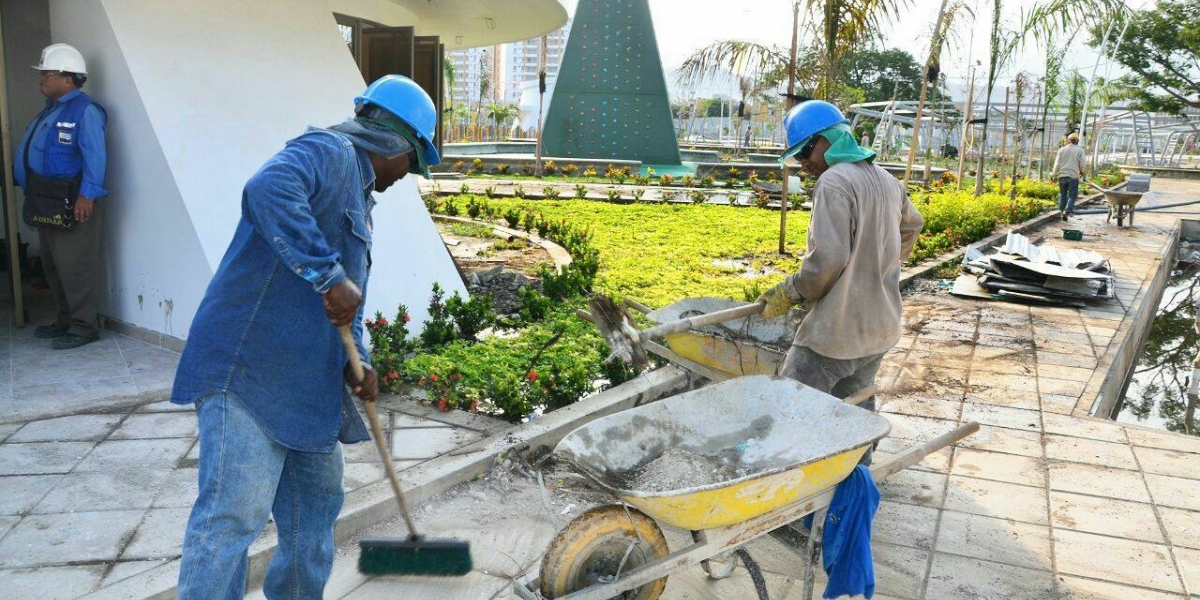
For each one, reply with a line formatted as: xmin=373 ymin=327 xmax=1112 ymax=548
xmin=781 ymin=161 xmax=924 ymax=360
xmin=1053 ymin=144 xmax=1087 ymax=180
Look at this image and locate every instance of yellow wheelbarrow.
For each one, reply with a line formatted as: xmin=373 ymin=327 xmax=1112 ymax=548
xmin=516 ymin=376 xmax=979 ymax=600
xmin=1086 ymin=180 xmax=1144 ymax=227
xmin=640 ymin=297 xmax=800 ymax=380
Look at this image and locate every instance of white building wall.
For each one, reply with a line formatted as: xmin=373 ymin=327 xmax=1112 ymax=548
xmin=1 ymin=0 xmax=53 ymax=256
xmin=47 ymin=0 xmax=466 ymax=340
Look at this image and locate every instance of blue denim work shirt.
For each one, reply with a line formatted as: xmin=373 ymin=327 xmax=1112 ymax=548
xmin=171 ymin=130 xmax=373 ymax=452
xmin=15 ymin=89 xmax=109 ymax=200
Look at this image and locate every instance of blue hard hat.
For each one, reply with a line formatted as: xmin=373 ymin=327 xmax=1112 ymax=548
xmin=354 ymin=75 xmax=441 ymax=167
xmin=780 ymin=100 xmax=849 ymax=162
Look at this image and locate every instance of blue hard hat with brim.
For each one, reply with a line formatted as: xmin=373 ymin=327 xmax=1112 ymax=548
xmin=354 ymin=75 xmax=442 ymax=168
xmin=779 ymin=100 xmax=849 ymax=162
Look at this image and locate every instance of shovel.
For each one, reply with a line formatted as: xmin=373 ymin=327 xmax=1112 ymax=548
xmin=583 ymin=294 xmax=766 ymax=369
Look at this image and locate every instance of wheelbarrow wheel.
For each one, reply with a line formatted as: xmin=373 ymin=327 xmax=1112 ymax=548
xmin=540 ymin=505 xmax=670 ymax=600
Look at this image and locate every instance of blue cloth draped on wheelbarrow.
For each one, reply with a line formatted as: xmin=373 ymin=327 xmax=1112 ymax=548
xmin=820 ymin=465 xmax=880 ymax=599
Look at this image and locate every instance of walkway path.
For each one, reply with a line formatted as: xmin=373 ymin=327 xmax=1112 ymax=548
xmin=0 ymin=391 xmax=506 ymax=599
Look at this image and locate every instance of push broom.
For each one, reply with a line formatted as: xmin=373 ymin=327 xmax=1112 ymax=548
xmin=339 ymin=325 xmax=472 ymax=576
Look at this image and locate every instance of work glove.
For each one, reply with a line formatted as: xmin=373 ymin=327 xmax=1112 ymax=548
xmin=757 ymin=285 xmax=800 ymax=319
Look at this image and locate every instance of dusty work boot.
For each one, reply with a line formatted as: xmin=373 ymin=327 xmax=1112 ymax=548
xmin=35 ymin=322 xmax=70 ymax=339
xmin=53 ymin=332 xmax=99 ymax=350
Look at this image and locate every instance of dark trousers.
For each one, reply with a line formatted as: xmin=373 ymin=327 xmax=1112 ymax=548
xmin=38 ymin=205 xmax=101 ymax=337
xmin=1058 ymin=177 xmax=1080 ymax=214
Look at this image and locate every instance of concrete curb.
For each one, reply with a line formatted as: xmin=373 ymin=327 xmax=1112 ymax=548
xmin=433 ymin=214 xmax=574 ymax=270
xmin=81 ymin=365 xmax=692 ymax=600
xmin=1084 ymin=220 xmax=1182 ymax=418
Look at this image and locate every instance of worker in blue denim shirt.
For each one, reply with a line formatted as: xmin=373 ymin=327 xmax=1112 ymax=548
xmin=171 ymin=75 xmax=441 ymax=599
xmin=15 ymin=44 xmax=108 ymax=349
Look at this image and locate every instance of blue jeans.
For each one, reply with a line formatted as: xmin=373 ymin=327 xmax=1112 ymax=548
xmin=178 ymin=393 xmax=345 ymax=600
xmin=1058 ymin=177 xmax=1080 ymax=214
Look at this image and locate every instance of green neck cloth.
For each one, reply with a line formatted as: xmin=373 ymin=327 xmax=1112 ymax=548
xmin=357 ymin=115 xmax=430 ymax=178
xmin=818 ymin=124 xmax=876 ymax=166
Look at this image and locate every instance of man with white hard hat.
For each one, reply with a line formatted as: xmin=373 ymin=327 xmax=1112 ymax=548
xmin=15 ymin=43 xmax=108 ymax=349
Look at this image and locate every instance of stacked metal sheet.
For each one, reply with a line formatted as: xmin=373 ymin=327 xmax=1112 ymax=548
xmin=951 ymin=232 xmax=1114 ymax=307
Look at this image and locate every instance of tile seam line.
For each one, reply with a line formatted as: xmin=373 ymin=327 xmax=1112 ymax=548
xmin=1030 ymin=306 xmax=1063 ymax=599
xmin=1130 ymin=422 xmax=1192 ymax=596
xmin=0 ymin=406 xmax=139 ymax=551
xmin=916 ymin=305 xmax=977 ymax=600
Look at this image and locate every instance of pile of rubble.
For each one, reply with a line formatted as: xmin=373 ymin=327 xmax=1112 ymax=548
xmin=466 ymin=266 xmax=540 ymax=314
xmin=950 ymin=232 xmax=1114 ymax=307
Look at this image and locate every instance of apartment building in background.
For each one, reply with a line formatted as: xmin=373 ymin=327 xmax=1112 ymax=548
xmin=447 ymin=20 xmax=569 ymax=108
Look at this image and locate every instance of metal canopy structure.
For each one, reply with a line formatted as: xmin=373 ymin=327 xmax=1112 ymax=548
xmin=847 ymin=100 xmax=1199 ymax=169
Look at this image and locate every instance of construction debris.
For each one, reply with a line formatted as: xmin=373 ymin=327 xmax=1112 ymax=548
xmin=952 ymin=231 xmax=1114 ymax=306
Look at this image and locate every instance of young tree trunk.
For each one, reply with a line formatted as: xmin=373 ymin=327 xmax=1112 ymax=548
xmin=780 ymin=1 xmax=800 ymax=256
xmin=904 ymin=0 xmax=953 ymax=184
xmin=957 ymin=68 xmax=976 ymax=190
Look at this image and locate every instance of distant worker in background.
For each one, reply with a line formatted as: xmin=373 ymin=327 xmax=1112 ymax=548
xmin=15 ymin=44 xmax=107 ymax=349
xmin=1053 ymin=132 xmax=1087 ymax=221
xmin=757 ymin=100 xmax=924 ymax=465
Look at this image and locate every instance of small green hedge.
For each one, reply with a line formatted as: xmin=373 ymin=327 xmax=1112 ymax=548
xmin=909 ymin=190 xmax=1052 ymax=263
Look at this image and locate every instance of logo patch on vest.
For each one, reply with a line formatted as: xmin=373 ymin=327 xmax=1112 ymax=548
xmin=57 ymin=129 xmax=73 ymax=144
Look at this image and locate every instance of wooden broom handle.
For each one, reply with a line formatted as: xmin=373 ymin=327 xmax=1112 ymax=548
xmin=338 ymin=324 xmax=420 ymax=537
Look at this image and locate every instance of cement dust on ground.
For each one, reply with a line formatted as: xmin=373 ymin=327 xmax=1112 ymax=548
xmin=340 ymin=457 xmax=813 ymax=599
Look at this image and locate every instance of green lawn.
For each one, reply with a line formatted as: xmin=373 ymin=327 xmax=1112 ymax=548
xmin=481 ymin=199 xmax=811 ymax=308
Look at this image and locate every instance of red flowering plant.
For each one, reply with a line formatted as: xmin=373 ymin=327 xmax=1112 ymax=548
xmin=418 ymin=370 xmax=470 ymax=412
xmin=364 ymin=304 xmax=414 ymax=394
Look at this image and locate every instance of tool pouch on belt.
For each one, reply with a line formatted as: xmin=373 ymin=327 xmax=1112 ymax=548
xmin=21 ymin=128 xmax=77 ymax=231
xmin=22 ymin=170 xmax=78 ymax=231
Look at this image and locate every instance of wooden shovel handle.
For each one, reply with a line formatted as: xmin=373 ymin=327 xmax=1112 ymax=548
xmin=339 ymin=325 xmax=365 ymax=382
xmin=638 ymin=302 xmax=766 ymax=341
xmin=338 ymin=323 xmax=420 ymax=535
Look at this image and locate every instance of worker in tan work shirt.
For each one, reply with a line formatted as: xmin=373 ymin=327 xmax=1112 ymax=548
xmin=758 ymin=101 xmax=924 ymax=464
xmin=1053 ymin=132 xmax=1087 ymax=221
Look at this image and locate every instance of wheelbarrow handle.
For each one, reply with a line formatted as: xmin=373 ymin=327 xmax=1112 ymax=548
xmin=638 ymin=302 xmax=766 ymax=342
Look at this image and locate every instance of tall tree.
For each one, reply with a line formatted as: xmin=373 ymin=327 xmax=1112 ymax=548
xmin=973 ymin=0 xmax=1019 ymax=196
xmin=842 ymin=48 xmax=926 ymax=103
xmin=904 ymin=0 xmax=973 ymax=183
xmin=1089 ymin=0 xmax=1200 ymax=114
xmin=677 ymin=0 xmax=910 ymax=107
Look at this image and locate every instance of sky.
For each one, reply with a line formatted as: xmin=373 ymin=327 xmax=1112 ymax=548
xmin=554 ymin=0 xmax=1140 ymax=103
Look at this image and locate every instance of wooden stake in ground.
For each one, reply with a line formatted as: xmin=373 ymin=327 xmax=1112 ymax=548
xmin=957 ymin=67 xmax=976 ymax=190
xmin=779 ymin=0 xmax=800 ymax=256
xmin=999 ymin=86 xmax=1010 ymax=171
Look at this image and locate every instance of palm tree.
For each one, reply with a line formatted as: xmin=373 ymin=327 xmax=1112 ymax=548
xmin=677 ymin=0 xmax=910 ymax=105
xmin=903 ymin=0 xmax=973 ymax=183
xmin=486 ymin=102 xmax=519 ymax=140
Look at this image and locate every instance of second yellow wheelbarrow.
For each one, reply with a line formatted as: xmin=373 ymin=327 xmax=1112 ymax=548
xmin=517 ymin=375 xmax=978 ymax=600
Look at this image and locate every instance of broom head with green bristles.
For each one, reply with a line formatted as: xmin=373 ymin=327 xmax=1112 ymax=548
xmin=358 ymin=535 xmax=473 ymax=576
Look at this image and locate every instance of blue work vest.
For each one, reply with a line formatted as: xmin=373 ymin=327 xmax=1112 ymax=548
xmin=35 ymin=91 xmax=105 ymax=179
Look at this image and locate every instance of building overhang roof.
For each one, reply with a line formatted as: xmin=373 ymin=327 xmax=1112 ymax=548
xmin=393 ymin=0 xmax=568 ymax=49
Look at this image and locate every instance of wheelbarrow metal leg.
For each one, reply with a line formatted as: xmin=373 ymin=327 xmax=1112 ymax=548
xmin=801 ymin=508 xmax=827 ymax=600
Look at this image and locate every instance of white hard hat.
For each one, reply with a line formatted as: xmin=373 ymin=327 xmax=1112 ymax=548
xmin=33 ymin=43 xmax=87 ymax=75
